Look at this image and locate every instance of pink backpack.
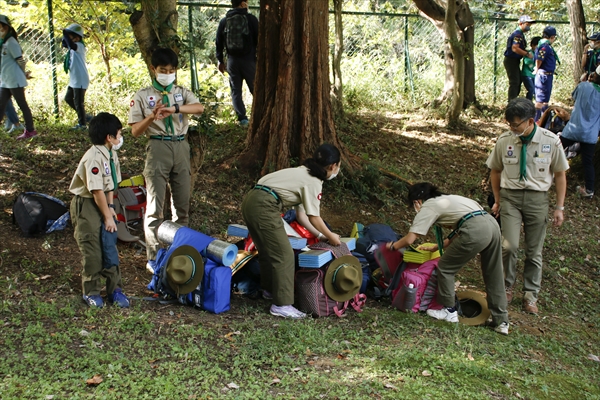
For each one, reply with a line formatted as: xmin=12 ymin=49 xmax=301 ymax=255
xmin=392 ymin=258 xmax=440 ymax=313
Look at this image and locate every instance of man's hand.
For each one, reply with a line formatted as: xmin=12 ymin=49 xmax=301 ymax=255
xmin=327 ymin=233 xmax=341 ymax=246
xmin=104 ymin=217 xmax=117 ymax=233
xmin=553 ymin=209 xmax=564 ymax=227
xmin=218 ymin=62 xmax=226 ymax=74
xmin=491 ymin=202 xmax=501 ymax=217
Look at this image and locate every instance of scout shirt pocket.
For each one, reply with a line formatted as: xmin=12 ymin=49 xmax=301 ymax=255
xmin=532 ymin=156 xmax=551 ymax=177
xmin=502 ymin=157 xmax=520 ymax=179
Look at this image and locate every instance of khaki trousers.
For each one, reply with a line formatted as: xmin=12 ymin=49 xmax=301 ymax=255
xmin=143 ymin=139 xmax=191 ymax=261
xmin=71 ymin=196 xmax=122 ymax=296
xmin=241 ymin=189 xmax=295 ymax=306
xmin=500 ymin=188 xmax=548 ymax=302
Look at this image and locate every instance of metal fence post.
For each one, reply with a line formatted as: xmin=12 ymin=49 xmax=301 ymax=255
xmin=493 ymin=17 xmax=498 ymax=105
xmin=188 ymin=5 xmax=199 ymax=92
xmin=404 ymin=15 xmax=408 ymax=92
xmin=47 ymin=0 xmax=59 ymax=118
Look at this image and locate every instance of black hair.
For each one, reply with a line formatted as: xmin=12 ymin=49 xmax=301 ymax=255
xmin=407 ymin=182 xmax=444 ymax=205
xmin=151 ymin=48 xmax=179 ymax=68
xmin=231 ymin=0 xmax=245 ymax=7
xmin=88 ymin=112 xmax=123 ymax=145
xmin=302 ymin=143 xmax=341 ymax=181
xmin=505 ymin=97 xmax=535 ymax=122
xmin=530 ymin=36 xmax=541 ymax=47
xmin=0 ymin=23 xmax=18 ymax=41
xmin=591 ymin=72 xmax=600 ymax=85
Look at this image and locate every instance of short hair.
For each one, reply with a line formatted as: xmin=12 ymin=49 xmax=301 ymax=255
xmin=591 ymin=72 xmax=600 ymax=85
xmin=407 ymin=182 xmax=444 ymax=206
xmin=505 ymin=98 xmax=536 ymax=122
xmin=151 ymin=48 xmax=179 ymax=68
xmin=530 ymin=36 xmax=541 ymax=48
xmin=88 ymin=112 xmax=123 ymax=145
xmin=231 ymin=0 xmax=245 ymax=7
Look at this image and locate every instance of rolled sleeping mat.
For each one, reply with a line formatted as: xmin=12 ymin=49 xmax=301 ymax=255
xmin=157 ymin=220 xmax=237 ymax=266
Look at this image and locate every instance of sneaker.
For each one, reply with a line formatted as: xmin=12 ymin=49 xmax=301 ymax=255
xmin=108 ymin=288 xmax=130 ymax=308
xmin=83 ymin=294 xmax=104 ymax=308
xmin=577 ymin=186 xmax=594 ymax=199
xmin=146 ymin=260 xmax=156 ymax=274
xmin=239 ymin=119 xmax=249 ymax=127
xmin=505 ymin=286 xmax=513 ymax=303
xmin=270 ymin=304 xmax=307 ymax=319
xmin=7 ymin=123 xmax=23 ymax=133
xmin=522 ymin=299 xmax=538 ymax=314
xmin=16 ymin=129 xmax=37 ymax=140
xmin=426 ymin=307 xmax=459 ymax=323
xmin=71 ymin=124 xmax=87 ymax=130
xmin=262 ymin=290 xmax=273 ymax=300
xmin=494 ymin=322 xmax=510 ymax=335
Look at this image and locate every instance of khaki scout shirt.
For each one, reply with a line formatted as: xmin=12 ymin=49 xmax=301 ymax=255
xmin=69 ymin=145 xmax=121 ymax=198
xmin=257 ymin=166 xmax=323 ymax=216
xmin=127 ymin=85 xmax=200 ymax=137
xmin=486 ymin=127 xmax=569 ymax=192
xmin=409 ymin=195 xmax=484 ymax=235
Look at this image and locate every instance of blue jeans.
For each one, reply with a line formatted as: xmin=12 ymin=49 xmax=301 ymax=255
xmin=522 ymin=76 xmax=535 ymax=100
xmin=4 ymin=99 xmax=20 ymax=128
xmin=227 ymin=57 xmax=256 ymax=121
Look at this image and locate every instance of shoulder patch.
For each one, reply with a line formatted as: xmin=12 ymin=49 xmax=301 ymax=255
xmin=91 ymin=167 xmax=99 ymax=175
xmin=129 ymin=100 xmax=135 ymax=107
xmin=317 ymin=193 xmax=322 ymax=201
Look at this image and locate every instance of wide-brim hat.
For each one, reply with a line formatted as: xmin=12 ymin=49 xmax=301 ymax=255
xmin=164 ymin=245 xmax=204 ymax=295
xmin=230 ymin=250 xmax=257 ymax=276
xmin=64 ymin=23 xmax=84 ymax=38
xmin=324 ymin=255 xmax=362 ymax=302
xmin=457 ymin=290 xmax=491 ymax=326
xmin=0 ymin=15 xmax=12 ymax=27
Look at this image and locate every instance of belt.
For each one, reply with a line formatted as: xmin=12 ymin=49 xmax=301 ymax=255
xmin=253 ymin=185 xmax=281 ymax=204
xmin=149 ymin=135 xmax=185 ymax=141
xmin=539 ymin=71 xmax=554 ymax=75
xmin=447 ymin=210 xmax=488 ymax=239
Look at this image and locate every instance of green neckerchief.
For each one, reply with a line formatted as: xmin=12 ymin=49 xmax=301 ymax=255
xmin=433 ymin=225 xmax=445 ymax=256
xmin=587 ymin=48 xmax=600 ymax=73
xmin=63 ymin=40 xmax=85 ymax=73
xmin=0 ymin=31 xmax=13 ymax=66
xmin=538 ymin=38 xmax=561 ymax=65
xmin=592 ymin=82 xmax=600 ymax=94
xmin=107 ymin=147 xmax=118 ymax=192
xmin=152 ymin=79 xmax=175 ymax=135
xmin=519 ymin=125 xmax=537 ymax=181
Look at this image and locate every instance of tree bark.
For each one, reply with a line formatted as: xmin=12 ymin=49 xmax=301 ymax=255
xmin=331 ymin=0 xmax=344 ymax=117
xmin=567 ymin=0 xmax=587 ymax=84
xmin=444 ymin=0 xmax=464 ymax=124
xmin=240 ymin=0 xmax=351 ymax=175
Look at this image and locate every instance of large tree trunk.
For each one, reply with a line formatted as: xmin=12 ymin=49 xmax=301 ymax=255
xmin=567 ymin=0 xmax=587 ymax=84
xmin=239 ymin=0 xmax=350 ymax=175
xmin=444 ymin=0 xmax=464 ymax=124
xmin=331 ymin=0 xmax=344 ymax=117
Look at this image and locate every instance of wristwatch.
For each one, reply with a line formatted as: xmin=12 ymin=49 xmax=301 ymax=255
xmin=555 ymin=206 xmax=564 ymax=211
xmin=174 ymin=103 xmax=180 ymax=114
xmin=108 ymin=204 xmax=115 ymax=209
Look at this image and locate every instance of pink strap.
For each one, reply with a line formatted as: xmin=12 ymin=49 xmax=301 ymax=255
xmin=333 ymin=301 xmax=349 ymax=317
xmin=350 ymin=293 xmax=367 ymax=313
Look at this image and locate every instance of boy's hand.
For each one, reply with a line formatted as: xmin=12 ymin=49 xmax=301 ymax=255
xmin=104 ymin=217 xmax=117 ymax=233
xmin=155 ymin=105 xmax=175 ymax=120
xmin=417 ymin=244 xmax=438 ymax=252
xmin=327 ymin=233 xmax=342 ymax=246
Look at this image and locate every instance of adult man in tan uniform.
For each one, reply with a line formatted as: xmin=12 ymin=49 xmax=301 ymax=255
xmin=128 ymin=48 xmax=204 ymax=270
xmin=487 ymin=98 xmax=568 ymax=314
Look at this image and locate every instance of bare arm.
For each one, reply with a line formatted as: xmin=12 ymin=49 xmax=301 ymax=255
xmin=155 ymin=103 xmax=205 ymax=120
xmin=389 ymin=232 xmax=420 ymax=251
xmin=511 ymin=44 xmax=530 ymax=58
xmin=490 ymin=169 xmax=502 ymax=217
xmin=307 ymin=215 xmax=341 ymax=246
xmin=296 ymin=209 xmax=321 ymax=238
xmin=553 ymin=171 xmax=566 ymax=227
xmin=92 ymin=189 xmax=116 ymax=232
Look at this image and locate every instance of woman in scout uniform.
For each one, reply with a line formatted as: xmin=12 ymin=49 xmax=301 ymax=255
xmin=387 ymin=182 xmax=509 ymax=335
xmin=69 ymin=113 xmax=129 ymax=309
xmin=241 ymin=143 xmax=342 ymax=319
xmin=128 ymin=48 xmax=205 ymax=273
xmin=0 ymin=15 xmax=37 ymax=139
xmin=62 ymin=23 xmax=90 ymax=129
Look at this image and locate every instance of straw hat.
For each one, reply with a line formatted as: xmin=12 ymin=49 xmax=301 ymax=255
xmin=230 ymin=250 xmax=257 ymax=276
xmin=162 ymin=245 xmax=204 ymax=295
xmin=457 ymin=290 xmax=491 ymax=326
xmin=324 ymin=255 xmax=362 ymax=302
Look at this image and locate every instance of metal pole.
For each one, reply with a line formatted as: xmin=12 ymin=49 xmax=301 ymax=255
xmin=47 ymin=0 xmax=59 ymax=118
xmin=188 ymin=5 xmax=199 ymax=92
xmin=493 ymin=18 xmax=498 ymax=105
xmin=404 ymin=15 xmax=408 ymax=91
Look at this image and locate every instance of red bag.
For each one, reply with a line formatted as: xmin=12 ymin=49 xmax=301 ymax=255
xmin=392 ymin=258 xmax=439 ymax=313
xmin=289 ymin=221 xmax=318 ymax=245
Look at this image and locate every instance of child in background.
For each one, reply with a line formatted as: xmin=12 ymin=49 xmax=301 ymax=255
xmin=4 ymin=99 xmax=23 ymax=133
xmin=521 ymin=36 xmax=540 ymax=101
xmin=69 ymin=112 xmax=130 ymax=309
xmin=62 ymin=23 xmax=90 ymax=129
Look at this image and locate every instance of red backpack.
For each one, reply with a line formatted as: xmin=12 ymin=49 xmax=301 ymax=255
xmin=391 ymin=258 xmax=441 ymax=313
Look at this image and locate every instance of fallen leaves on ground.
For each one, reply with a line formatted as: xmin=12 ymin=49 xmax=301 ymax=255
xmin=85 ymin=374 xmax=103 ymax=386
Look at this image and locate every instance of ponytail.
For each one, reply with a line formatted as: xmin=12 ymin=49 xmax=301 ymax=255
xmin=302 ymin=143 xmax=340 ymax=181
xmin=407 ymin=182 xmax=444 ymax=205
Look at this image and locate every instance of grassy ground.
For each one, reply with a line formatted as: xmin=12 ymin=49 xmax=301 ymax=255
xmin=0 ymin=110 xmax=599 ymax=399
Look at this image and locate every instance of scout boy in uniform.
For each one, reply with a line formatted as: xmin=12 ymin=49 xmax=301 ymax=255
xmin=69 ymin=112 xmax=129 ymax=308
xmin=128 ymin=48 xmax=204 ymax=273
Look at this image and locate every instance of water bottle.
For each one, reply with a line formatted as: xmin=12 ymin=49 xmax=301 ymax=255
xmin=393 ymin=282 xmax=417 ymax=312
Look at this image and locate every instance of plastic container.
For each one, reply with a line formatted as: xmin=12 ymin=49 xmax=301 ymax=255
xmin=392 ymin=283 xmax=417 ymax=312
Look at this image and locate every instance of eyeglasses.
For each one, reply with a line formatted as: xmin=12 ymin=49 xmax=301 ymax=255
xmin=506 ymin=119 xmax=528 ymax=130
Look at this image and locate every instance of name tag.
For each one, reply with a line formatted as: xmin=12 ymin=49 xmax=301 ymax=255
xmin=533 ymin=157 xmax=549 ymax=164
xmin=174 ymin=93 xmax=184 ymax=102
xmin=541 ymin=144 xmax=551 ymax=153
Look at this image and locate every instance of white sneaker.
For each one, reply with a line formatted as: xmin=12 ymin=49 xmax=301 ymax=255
xmin=494 ymin=322 xmax=509 ymax=335
xmin=426 ymin=307 xmax=459 ymax=323
xmin=270 ymin=304 xmax=307 ymax=319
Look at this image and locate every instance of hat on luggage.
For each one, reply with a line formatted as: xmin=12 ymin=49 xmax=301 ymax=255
xmin=324 ymin=255 xmax=362 ymax=302
xmin=457 ymin=290 xmax=491 ymax=326
xmin=163 ymin=245 xmax=204 ymax=295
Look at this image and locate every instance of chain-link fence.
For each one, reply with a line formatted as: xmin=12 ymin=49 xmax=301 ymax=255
xmin=13 ymin=0 xmax=597 ymax=122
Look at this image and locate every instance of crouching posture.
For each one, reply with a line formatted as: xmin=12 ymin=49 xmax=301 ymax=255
xmin=388 ymin=183 xmax=509 ymax=335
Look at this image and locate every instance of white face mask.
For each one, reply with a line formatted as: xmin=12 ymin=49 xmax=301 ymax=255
xmin=156 ymin=73 xmax=176 ymax=87
xmin=112 ymin=136 xmax=124 ymax=151
xmin=327 ymin=166 xmax=341 ymax=180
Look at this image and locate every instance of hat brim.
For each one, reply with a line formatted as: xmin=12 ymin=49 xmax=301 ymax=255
xmin=165 ymin=245 xmax=204 ymax=295
xmin=324 ymin=255 xmax=362 ymax=302
xmin=231 ymin=250 xmax=257 ymax=276
xmin=457 ymin=290 xmax=491 ymax=326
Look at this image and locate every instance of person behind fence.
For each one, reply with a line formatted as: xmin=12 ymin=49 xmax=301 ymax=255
xmin=3 ymin=98 xmax=23 ymax=133
xmin=558 ymin=67 xmax=600 ymax=200
xmin=215 ymin=0 xmax=259 ymax=126
xmin=580 ymin=32 xmax=600 ymax=82
xmin=521 ymin=36 xmax=541 ymax=101
xmin=128 ymin=48 xmax=205 ymax=274
xmin=62 ymin=23 xmax=91 ymax=130
xmin=504 ymin=15 xmax=536 ymax=102
xmin=386 ymin=182 xmax=509 ymax=335
xmin=487 ymin=98 xmax=568 ymax=315
xmin=534 ymin=26 xmax=559 ymax=122
xmin=0 ymin=14 xmax=37 ymax=140
xmin=241 ymin=143 xmax=343 ymax=319
xmin=69 ymin=112 xmax=130 ymax=309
